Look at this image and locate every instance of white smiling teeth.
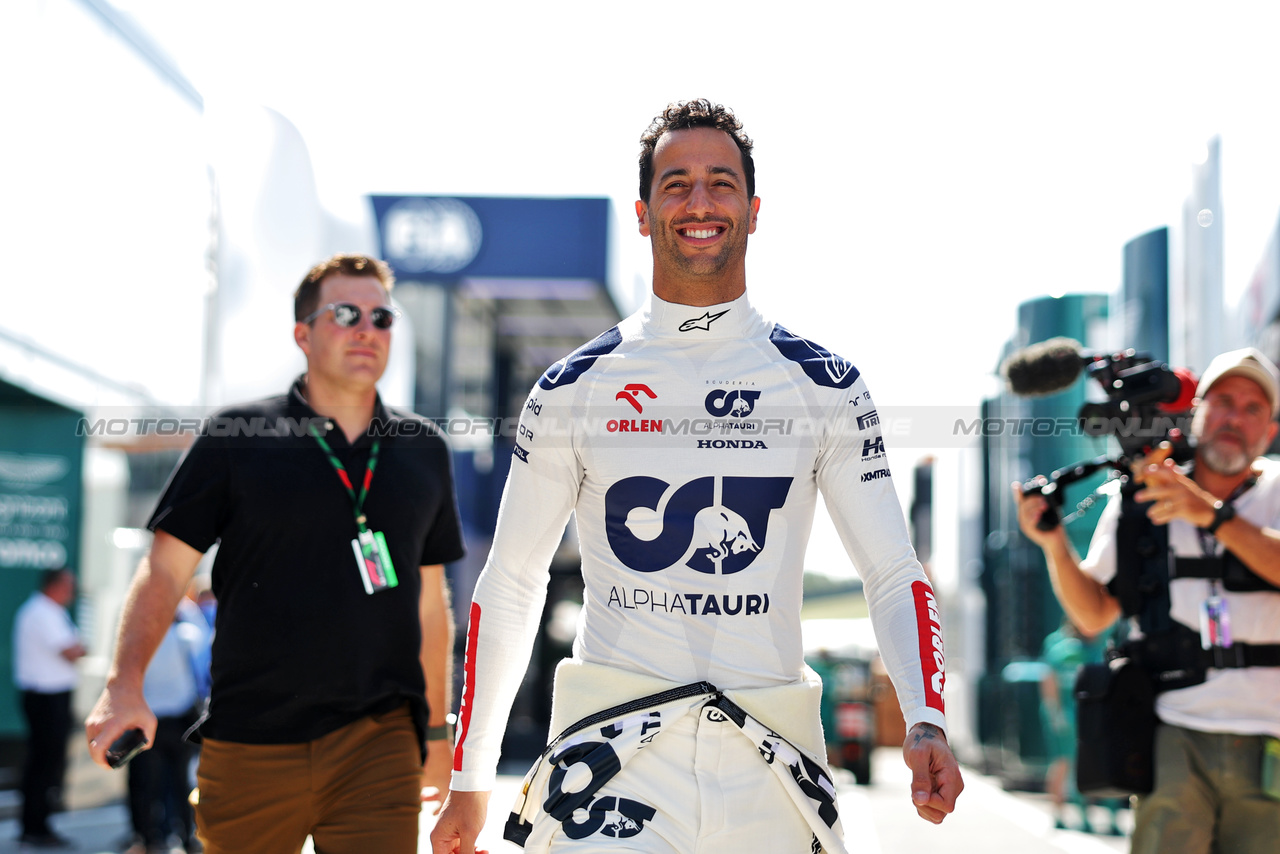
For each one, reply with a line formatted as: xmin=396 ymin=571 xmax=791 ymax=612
xmin=684 ymin=228 xmax=718 ymax=239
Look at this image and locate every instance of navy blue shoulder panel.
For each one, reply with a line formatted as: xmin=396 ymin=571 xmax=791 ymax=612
xmin=538 ymin=326 xmax=624 ymax=390
xmin=768 ymin=324 xmax=860 ymax=389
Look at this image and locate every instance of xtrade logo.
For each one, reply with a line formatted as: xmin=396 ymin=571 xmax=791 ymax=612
xmin=705 ymin=389 xmax=760 ymax=418
xmin=860 ymin=469 xmax=890 ymax=482
xmin=604 ymin=475 xmax=792 ymax=574
xmin=862 ymin=436 xmax=885 ymax=459
xmin=678 ymin=309 xmax=730 ymax=332
xmin=616 ymin=384 xmax=657 ymax=414
xmin=856 ymin=410 xmax=879 ymax=430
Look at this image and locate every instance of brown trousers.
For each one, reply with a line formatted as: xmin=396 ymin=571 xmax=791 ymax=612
xmin=1131 ymin=724 xmax=1280 ymax=854
xmin=195 ymin=703 xmax=422 ymax=854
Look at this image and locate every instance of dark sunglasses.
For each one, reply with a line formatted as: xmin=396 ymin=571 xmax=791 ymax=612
xmin=302 ymin=302 xmax=400 ymax=329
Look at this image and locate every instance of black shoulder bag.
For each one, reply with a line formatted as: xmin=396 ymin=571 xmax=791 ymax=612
xmin=1074 ymin=477 xmax=1163 ymax=796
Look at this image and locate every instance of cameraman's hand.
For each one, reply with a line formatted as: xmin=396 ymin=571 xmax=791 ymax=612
xmin=1016 ymin=480 xmax=1121 ymax=634
xmin=1012 ymin=478 xmax=1067 ymax=548
xmin=1135 ymin=457 xmax=1216 ymax=528
xmin=1130 ymin=442 xmax=1174 ymax=485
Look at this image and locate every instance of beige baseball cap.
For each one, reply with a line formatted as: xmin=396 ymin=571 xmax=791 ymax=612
xmin=1195 ymin=347 xmax=1280 ymax=418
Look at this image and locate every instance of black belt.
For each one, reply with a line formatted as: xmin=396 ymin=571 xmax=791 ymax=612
xmin=1196 ymin=640 xmax=1280 ymax=670
xmin=1171 ymin=555 xmax=1280 ymax=593
xmin=1123 ymin=624 xmax=1280 ymax=693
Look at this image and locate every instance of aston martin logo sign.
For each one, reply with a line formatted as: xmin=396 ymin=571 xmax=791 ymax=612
xmin=0 ymin=453 xmax=69 ymax=489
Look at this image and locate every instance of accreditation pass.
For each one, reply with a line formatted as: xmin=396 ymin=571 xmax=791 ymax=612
xmin=351 ymin=529 xmax=398 ymax=594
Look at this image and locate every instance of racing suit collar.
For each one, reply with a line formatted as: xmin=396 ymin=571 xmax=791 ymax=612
xmin=642 ymin=291 xmax=765 ymax=339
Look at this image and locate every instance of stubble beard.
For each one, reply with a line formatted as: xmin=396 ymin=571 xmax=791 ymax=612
xmin=1199 ymin=431 xmax=1258 ymax=476
xmin=654 ymin=218 xmax=747 ymax=281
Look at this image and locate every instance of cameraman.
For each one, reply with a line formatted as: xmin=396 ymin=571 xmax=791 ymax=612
xmin=1014 ymin=347 xmax=1280 ymax=854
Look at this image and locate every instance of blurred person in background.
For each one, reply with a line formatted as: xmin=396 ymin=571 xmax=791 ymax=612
xmin=1037 ymin=619 xmax=1122 ymax=835
xmin=123 ymin=594 xmax=210 ymax=854
xmin=12 ymin=567 xmax=85 ymax=849
xmin=84 ymin=253 xmax=466 ymax=854
xmin=190 ymin=575 xmax=216 ymax=632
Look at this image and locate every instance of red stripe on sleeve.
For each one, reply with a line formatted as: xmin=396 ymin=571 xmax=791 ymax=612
xmin=912 ymin=581 xmax=946 ymax=713
xmin=453 ymin=602 xmax=482 ymax=772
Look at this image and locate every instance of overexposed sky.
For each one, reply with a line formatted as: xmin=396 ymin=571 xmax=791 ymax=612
xmin=8 ymin=0 xmax=1280 ymax=581
xmin=122 ymin=2 xmax=1280 ymax=396
xmin=10 ymin=1 xmax=1280 ymax=411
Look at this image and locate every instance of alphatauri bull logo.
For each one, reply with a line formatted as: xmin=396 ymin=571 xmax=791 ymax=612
xmin=604 ymin=475 xmax=791 ymax=574
xmin=690 ymin=507 xmax=761 ymax=560
xmin=705 ymin=389 xmax=761 ymax=418
xmin=601 ymin=807 xmax=643 ymax=837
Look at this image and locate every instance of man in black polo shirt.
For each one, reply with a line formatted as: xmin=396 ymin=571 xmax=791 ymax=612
xmin=86 ymin=254 xmax=465 ymax=854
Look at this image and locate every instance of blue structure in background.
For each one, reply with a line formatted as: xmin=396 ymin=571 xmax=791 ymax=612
xmin=368 ymin=194 xmax=619 ymax=531
xmin=370 ymin=195 xmax=608 ymax=282
xmin=369 ymin=195 xmax=620 ymax=763
xmin=1122 ymin=227 xmax=1170 ymax=363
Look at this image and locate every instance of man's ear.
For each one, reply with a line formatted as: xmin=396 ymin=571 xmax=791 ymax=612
xmin=636 ymin=199 xmax=650 ymax=237
xmin=747 ymin=196 xmax=760 ymax=234
xmin=294 ymin=322 xmax=311 ymax=357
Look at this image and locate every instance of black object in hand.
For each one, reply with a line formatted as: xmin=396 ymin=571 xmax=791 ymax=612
xmin=105 ymin=729 xmax=148 ymax=769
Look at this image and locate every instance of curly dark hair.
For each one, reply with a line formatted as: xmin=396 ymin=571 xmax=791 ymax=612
xmin=293 ymin=253 xmax=395 ymax=322
xmin=638 ymin=99 xmax=755 ymax=204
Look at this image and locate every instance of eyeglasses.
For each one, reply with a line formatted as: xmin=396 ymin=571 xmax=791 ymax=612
xmin=302 ymin=302 xmax=401 ymax=330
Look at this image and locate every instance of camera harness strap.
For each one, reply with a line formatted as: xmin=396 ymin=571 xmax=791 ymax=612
xmin=1113 ymin=468 xmax=1280 ymax=690
xmin=1174 ymin=475 xmax=1280 ymax=594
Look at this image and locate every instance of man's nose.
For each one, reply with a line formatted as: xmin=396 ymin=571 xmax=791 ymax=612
xmin=348 ymin=314 xmax=378 ymax=338
xmin=685 ymin=181 xmax=715 ymax=216
xmin=1215 ymin=413 xmax=1248 ymax=437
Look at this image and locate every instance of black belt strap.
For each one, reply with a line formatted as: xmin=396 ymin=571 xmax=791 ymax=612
xmin=1125 ymin=624 xmax=1280 ymax=693
xmin=1198 ymin=641 xmax=1280 ymax=669
xmin=1170 ymin=555 xmax=1280 ymax=592
xmin=1172 ymin=556 xmax=1220 ymax=579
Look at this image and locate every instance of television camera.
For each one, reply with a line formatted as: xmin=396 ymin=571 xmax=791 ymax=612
xmin=1000 ymin=338 xmax=1198 ymax=530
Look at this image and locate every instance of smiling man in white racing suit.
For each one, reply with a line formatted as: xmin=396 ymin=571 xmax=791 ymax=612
xmin=431 ymin=99 xmax=964 ymax=854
